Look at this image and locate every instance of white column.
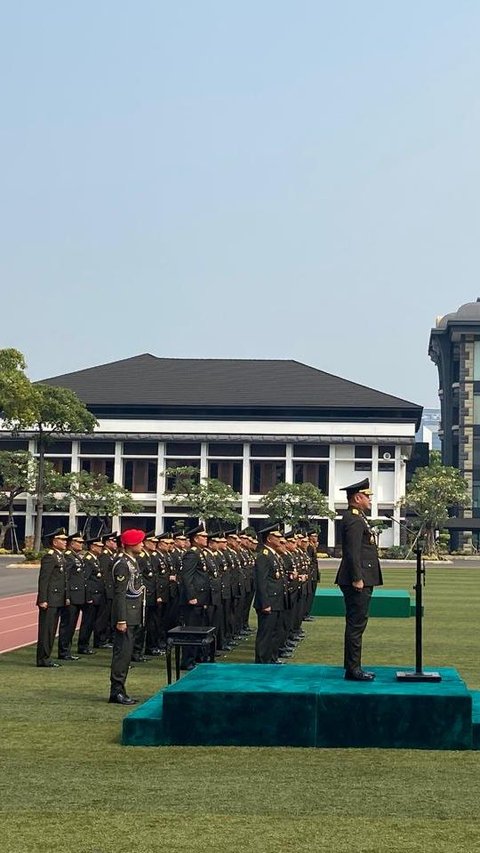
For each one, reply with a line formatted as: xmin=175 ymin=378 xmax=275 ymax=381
xmin=200 ymin=441 xmax=208 ymax=480
xmin=285 ymin=443 xmax=293 ymax=483
xmin=393 ymin=446 xmax=403 ymax=547
xmin=112 ymin=440 xmax=123 ymax=533
xmin=69 ymin=440 xmax=80 ymax=533
xmin=371 ymin=444 xmax=379 ymax=518
xmin=25 ymin=439 xmax=36 ymax=539
xmin=242 ymin=442 xmax=250 ymax=527
xmin=155 ymin=441 xmax=166 ymax=533
xmin=327 ymin=444 xmax=336 ymax=548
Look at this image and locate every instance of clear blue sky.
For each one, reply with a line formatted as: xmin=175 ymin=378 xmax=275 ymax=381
xmin=2 ymin=1 xmax=479 ymax=407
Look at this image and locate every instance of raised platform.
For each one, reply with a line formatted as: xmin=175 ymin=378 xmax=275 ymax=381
xmin=311 ymin=588 xmax=415 ymax=617
xmin=122 ymin=664 xmax=477 ymax=750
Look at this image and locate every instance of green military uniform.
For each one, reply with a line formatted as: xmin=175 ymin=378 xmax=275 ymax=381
xmin=109 ymin=552 xmax=145 ymax=702
xmin=254 ymin=536 xmax=286 ymax=664
xmin=36 ymin=544 xmax=69 ymax=667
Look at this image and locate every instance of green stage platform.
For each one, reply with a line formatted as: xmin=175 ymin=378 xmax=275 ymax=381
xmin=311 ymin=588 xmax=415 ymax=617
xmin=122 ymin=664 xmax=478 ymax=750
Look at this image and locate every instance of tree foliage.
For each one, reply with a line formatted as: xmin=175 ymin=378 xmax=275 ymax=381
xmin=260 ymin=482 xmax=334 ymax=529
xmin=0 ymin=451 xmax=65 ymax=550
xmin=65 ymin=471 xmax=138 ymax=536
xmin=403 ymin=451 xmax=470 ymax=554
xmin=0 ymin=348 xmax=98 ymax=551
xmin=166 ymin=466 xmax=241 ymax=527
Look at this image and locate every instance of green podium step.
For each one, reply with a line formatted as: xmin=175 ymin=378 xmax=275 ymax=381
xmin=122 ymin=664 xmax=475 ymax=750
xmin=311 ymin=587 xmax=414 ymax=617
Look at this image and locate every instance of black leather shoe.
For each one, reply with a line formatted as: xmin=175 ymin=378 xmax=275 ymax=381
xmin=38 ymin=661 xmax=61 ymax=668
xmin=303 ymin=616 xmax=315 ymax=622
xmin=344 ymin=669 xmax=375 ymax=681
xmin=180 ymin=663 xmax=196 ymax=671
xmin=145 ymin=648 xmax=161 ymax=656
xmin=58 ymin=655 xmax=79 ymax=661
xmin=131 ymin=655 xmax=149 ymax=663
xmin=78 ymin=649 xmax=95 ymax=655
xmin=108 ymin=693 xmax=137 ymax=705
xmin=95 ymin=643 xmax=113 ymax=649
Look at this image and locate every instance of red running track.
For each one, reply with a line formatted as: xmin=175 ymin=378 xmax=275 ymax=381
xmin=0 ymin=592 xmax=38 ymax=653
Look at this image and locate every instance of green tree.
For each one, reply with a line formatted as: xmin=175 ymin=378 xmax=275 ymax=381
xmin=260 ymin=482 xmax=334 ymax=530
xmin=165 ymin=466 xmax=242 ymax=528
xmin=0 ymin=451 xmax=66 ymax=550
xmin=0 ymin=348 xmax=98 ymax=551
xmin=65 ymin=471 xmax=138 ymax=537
xmin=402 ymin=451 xmax=470 ymax=555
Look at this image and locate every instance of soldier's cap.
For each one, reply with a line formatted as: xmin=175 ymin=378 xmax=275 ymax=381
xmin=341 ymin=477 xmax=373 ymax=498
xmin=224 ymin=529 xmax=239 ymax=538
xmin=157 ymin=532 xmax=173 ymax=541
xmin=172 ymin=532 xmax=187 ymax=540
xmin=102 ymin=531 xmax=118 ymax=543
xmin=46 ymin=527 xmax=68 ymax=544
xmin=207 ymin=532 xmax=222 ymax=542
xmin=67 ymin=531 xmax=84 ymax=543
xmin=121 ymin=529 xmax=145 ymax=547
xmin=284 ymin=531 xmax=297 ymax=541
xmin=307 ymin=528 xmax=318 ymax=536
xmin=187 ymin=523 xmax=207 ymax=539
xmin=144 ymin=531 xmax=158 ymax=542
xmin=259 ymin=523 xmax=283 ymax=540
xmin=86 ymin=536 xmax=103 ymax=547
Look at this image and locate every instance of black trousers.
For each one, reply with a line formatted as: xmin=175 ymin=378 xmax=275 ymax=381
xmin=37 ymin=606 xmax=61 ymax=666
xmin=58 ymin=603 xmax=85 ymax=657
xmin=180 ymin=604 xmax=208 ymax=667
xmin=340 ymin=585 xmax=373 ymax=673
xmin=110 ymin=625 xmax=140 ymax=697
xmin=255 ymin=609 xmax=282 ymax=663
xmin=78 ymin=601 xmax=104 ymax=651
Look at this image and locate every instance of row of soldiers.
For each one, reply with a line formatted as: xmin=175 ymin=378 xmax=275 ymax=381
xmin=35 ymin=523 xmax=321 ymax=703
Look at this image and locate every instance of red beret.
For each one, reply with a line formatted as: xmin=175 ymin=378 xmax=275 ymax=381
xmin=121 ymin=529 xmax=145 ymax=547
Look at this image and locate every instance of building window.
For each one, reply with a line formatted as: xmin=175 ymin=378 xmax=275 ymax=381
xmin=208 ymin=443 xmax=243 ymax=457
xmin=293 ymin=444 xmax=329 ymax=458
xmin=123 ymin=460 xmax=157 ymax=493
xmin=250 ymin=443 xmax=286 ymax=458
xmin=165 ymin=462 xmax=200 ymax=492
xmin=293 ymin=462 xmax=328 ymax=492
xmin=474 ymin=341 xmax=480 ymax=381
xmin=251 ymin=461 xmax=285 ymax=494
xmin=208 ymin=461 xmax=243 ymax=491
xmin=354 ymin=445 xmax=372 ymax=471
xmin=123 ymin=441 xmax=158 ymax=456
xmin=165 ymin=442 xmax=201 ymax=456
xmin=80 ymin=441 xmax=115 ymax=455
xmin=81 ymin=458 xmax=114 ymax=482
xmin=50 ymin=458 xmax=72 ymax=475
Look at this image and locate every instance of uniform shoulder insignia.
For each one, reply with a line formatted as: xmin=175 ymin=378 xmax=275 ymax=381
xmin=262 ymin=548 xmax=269 ymax=555
xmin=351 ymin=508 xmax=359 ymax=515
xmin=47 ymin=549 xmax=54 ymax=555
xmin=85 ymin=554 xmax=92 ymax=560
xmin=65 ymin=549 xmax=71 ymax=555
xmin=191 ymin=546 xmax=197 ymax=551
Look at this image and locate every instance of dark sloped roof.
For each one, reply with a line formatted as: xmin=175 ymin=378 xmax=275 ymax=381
xmin=40 ymin=354 xmax=421 ymax=412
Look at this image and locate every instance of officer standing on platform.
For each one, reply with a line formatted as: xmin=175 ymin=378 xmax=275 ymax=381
xmin=109 ymin=529 xmax=146 ymax=705
xmin=36 ymin=528 xmax=70 ymax=668
xmin=335 ymin=478 xmax=383 ymax=681
xmin=254 ymin=525 xmax=286 ymax=664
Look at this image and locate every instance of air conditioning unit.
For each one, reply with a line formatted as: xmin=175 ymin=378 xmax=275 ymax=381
xmin=382 ymin=452 xmax=392 ymax=460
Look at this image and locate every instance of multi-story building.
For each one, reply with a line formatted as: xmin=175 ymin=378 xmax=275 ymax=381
xmin=0 ymin=355 xmax=422 ymax=549
xmin=429 ymin=299 xmax=480 ymax=548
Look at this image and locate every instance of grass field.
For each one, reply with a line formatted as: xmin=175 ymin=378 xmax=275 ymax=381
xmin=2 ymin=567 xmax=480 ymax=853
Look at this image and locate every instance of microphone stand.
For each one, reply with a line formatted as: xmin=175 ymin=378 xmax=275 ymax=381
xmin=388 ymin=522 xmax=441 ymax=683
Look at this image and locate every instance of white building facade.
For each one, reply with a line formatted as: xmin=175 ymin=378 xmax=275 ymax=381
xmin=0 ymin=356 xmax=422 ymax=549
